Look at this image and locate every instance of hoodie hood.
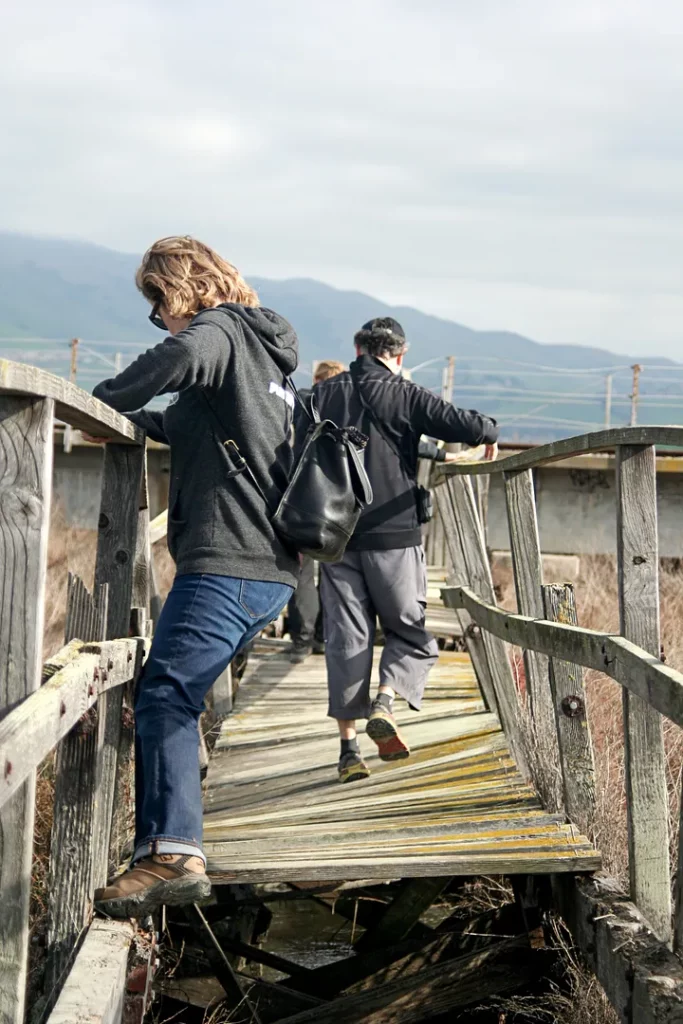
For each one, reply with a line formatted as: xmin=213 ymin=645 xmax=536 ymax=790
xmin=196 ymin=303 xmax=299 ymax=376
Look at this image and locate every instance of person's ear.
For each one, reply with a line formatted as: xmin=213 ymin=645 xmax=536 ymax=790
xmin=355 ymin=344 xmax=361 ymax=356
xmin=396 ymin=351 xmax=404 ymax=367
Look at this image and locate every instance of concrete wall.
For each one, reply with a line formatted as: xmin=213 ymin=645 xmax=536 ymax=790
xmin=486 ymin=465 xmax=683 ymax=557
xmin=52 ymin=444 xmax=169 ymax=528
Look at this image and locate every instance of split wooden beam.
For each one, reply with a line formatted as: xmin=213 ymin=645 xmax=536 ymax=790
xmin=616 ymin=444 xmax=671 ymax=944
xmin=0 ymin=394 xmax=54 ymax=1024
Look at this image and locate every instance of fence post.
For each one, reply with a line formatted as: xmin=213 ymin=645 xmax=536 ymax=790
xmin=91 ymin=443 xmax=145 ymax=890
xmin=616 ymin=444 xmax=671 ymax=943
xmin=441 ymin=475 xmax=528 ymax=777
xmin=433 ymin=483 xmax=498 ymax=717
xmin=0 ymin=395 xmax=54 ymax=1024
xmin=541 ymin=584 xmax=596 ymax=837
xmin=108 ymin=454 xmax=150 ymax=874
xmin=504 ymin=469 xmax=562 ymax=812
xmin=43 ymin=577 xmax=109 ymax=1010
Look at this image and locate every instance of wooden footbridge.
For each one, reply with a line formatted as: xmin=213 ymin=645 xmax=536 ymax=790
xmin=2 ymin=360 xmax=683 ymax=1023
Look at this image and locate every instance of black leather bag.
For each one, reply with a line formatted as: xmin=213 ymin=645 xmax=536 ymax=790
xmin=204 ymin=385 xmax=373 ymax=563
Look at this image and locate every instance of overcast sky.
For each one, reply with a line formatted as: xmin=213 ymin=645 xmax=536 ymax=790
xmin=2 ymin=0 xmax=683 ymax=356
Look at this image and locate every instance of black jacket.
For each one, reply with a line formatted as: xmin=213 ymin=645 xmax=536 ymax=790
xmin=94 ymin=304 xmax=300 ymax=587
xmin=310 ymin=355 xmax=498 ymax=550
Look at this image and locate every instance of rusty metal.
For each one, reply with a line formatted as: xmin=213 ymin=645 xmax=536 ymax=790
xmin=561 ymin=695 xmax=585 ymax=718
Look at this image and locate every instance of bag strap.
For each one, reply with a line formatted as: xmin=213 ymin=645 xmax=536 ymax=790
xmin=201 ymin=391 xmax=275 ymax=513
xmin=350 ymin=367 xmax=415 ymax=481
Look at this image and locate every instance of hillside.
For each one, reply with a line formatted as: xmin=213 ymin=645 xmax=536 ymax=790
xmin=1 ymin=231 xmax=681 ymax=440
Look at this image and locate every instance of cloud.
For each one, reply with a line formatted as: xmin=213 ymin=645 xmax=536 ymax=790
xmin=1 ymin=0 xmax=683 ymax=354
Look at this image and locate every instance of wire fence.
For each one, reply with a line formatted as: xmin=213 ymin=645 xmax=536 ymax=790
xmin=2 ymin=336 xmax=682 ymax=440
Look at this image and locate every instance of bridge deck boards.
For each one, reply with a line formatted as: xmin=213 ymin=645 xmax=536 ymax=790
xmin=204 ymin=636 xmax=600 ymax=882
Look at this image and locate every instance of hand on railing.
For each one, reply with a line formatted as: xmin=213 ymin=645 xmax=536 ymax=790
xmin=81 ymin=433 xmax=109 ymax=445
xmin=442 ymin=443 xmax=498 ymax=465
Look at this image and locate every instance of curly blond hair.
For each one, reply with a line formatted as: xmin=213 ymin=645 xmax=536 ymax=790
xmin=136 ymin=236 xmax=259 ymax=318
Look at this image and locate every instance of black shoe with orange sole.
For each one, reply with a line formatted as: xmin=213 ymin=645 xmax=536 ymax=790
xmin=366 ymin=708 xmax=410 ymax=761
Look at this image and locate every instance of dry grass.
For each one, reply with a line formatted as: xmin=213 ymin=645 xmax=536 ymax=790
xmin=493 ymin=553 xmax=683 ymax=888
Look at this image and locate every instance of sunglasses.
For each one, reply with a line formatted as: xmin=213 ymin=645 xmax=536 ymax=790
xmin=149 ymin=300 xmax=167 ymax=331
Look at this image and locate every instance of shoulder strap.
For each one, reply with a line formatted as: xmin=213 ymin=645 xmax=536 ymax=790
xmin=201 ymin=391 xmax=274 ymax=513
xmin=350 ymin=366 xmax=415 ymax=480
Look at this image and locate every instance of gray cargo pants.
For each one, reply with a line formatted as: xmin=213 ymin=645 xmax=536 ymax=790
xmin=320 ymin=546 xmax=438 ymax=720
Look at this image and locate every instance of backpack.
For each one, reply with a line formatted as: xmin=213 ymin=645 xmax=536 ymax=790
xmin=203 ymin=383 xmax=373 ymax=563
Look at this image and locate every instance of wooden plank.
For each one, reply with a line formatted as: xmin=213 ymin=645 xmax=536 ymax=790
xmin=444 ymin=476 xmax=528 ymax=776
xmin=356 ymin=877 xmax=450 ymax=950
xmin=442 ymin=586 xmax=683 ymax=730
xmin=504 ymin=469 xmax=561 ymax=812
xmin=44 ymin=577 xmax=109 ymax=1006
xmin=46 ymin=919 xmax=134 ymax=1024
xmin=434 ymin=425 xmax=683 ymax=478
xmin=555 ymin=874 xmax=683 ymax=1024
xmin=433 ymin=485 xmax=497 ymax=713
xmin=0 ymin=359 xmax=142 ymax=444
xmin=212 ymin=664 xmax=234 ymax=718
xmin=0 ymin=639 xmax=144 ymax=810
xmin=183 ymin=904 xmax=263 ymax=1024
xmin=108 ymin=456 xmax=150 ymax=873
xmin=616 ymin=444 xmax=671 ymax=943
xmin=92 ymin=443 xmax=145 ymax=889
xmin=272 ymin=938 xmax=539 ymax=1024
xmin=542 ymin=584 xmax=596 ymax=839
xmin=0 ymin=395 xmax=53 ymax=1024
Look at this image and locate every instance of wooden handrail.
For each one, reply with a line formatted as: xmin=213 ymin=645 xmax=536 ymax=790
xmin=435 ymin=425 xmax=683 ymax=478
xmin=0 ymin=359 xmax=143 ymax=443
xmin=0 ymin=638 xmax=146 ymax=812
xmin=442 ymin=585 xmax=683 ymax=729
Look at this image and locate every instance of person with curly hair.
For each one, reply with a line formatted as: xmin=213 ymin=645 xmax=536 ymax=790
xmin=90 ymin=236 xmax=300 ymax=917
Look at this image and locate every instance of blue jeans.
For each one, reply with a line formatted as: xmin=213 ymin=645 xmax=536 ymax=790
xmin=133 ymin=573 xmax=293 ymax=864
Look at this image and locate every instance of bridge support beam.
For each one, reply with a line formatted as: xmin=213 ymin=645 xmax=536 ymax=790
xmin=0 ymin=395 xmax=54 ymax=1024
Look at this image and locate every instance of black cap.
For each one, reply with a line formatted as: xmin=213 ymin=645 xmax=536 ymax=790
xmin=360 ymin=317 xmax=405 ymax=339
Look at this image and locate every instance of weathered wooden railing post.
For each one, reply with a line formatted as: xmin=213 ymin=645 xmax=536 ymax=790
xmin=616 ymin=444 xmax=671 ymax=943
xmin=440 ymin=475 xmax=528 ymax=777
xmin=108 ymin=455 xmax=151 ymax=874
xmin=433 ymin=483 xmax=498 ymax=716
xmin=541 ymin=584 xmax=596 ymax=838
xmin=0 ymin=394 xmax=54 ymax=1024
xmin=91 ymin=443 xmax=145 ymax=889
xmin=503 ymin=469 xmax=562 ymax=812
xmin=43 ymin=578 xmax=109 ymax=1009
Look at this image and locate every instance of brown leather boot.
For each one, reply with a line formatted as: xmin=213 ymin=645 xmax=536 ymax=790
xmin=94 ymin=854 xmax=211 ymax=919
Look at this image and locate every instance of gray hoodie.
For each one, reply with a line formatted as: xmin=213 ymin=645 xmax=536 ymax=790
xmin=93 ymin=304 xmax=300 ymax=587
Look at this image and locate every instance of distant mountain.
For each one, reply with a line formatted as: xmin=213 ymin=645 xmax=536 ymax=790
xmin=1 ymin=231 xmax=681 ymax=440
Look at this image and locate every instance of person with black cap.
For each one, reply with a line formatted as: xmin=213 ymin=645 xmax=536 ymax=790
xmin=310 ymin=317 xmax=499 ymax=783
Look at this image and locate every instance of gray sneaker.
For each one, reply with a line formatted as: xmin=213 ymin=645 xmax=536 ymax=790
xmin=338 ymin=751 xmax=371 ymax=784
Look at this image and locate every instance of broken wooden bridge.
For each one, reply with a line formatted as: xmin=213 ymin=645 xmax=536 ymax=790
xmin=2 ymin=361 xmax=683 ymax=1022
